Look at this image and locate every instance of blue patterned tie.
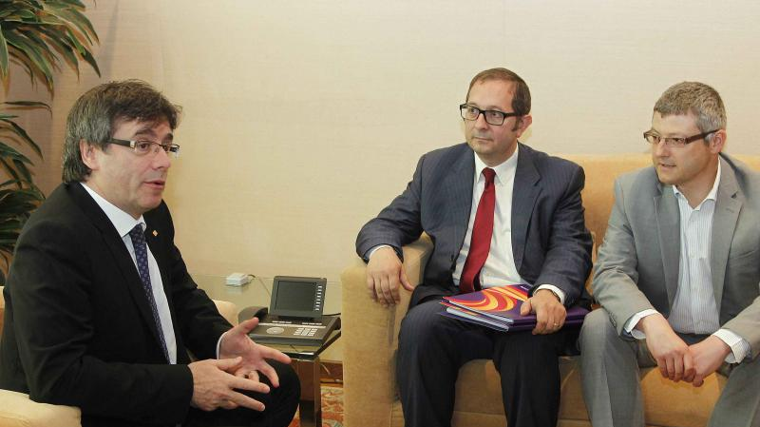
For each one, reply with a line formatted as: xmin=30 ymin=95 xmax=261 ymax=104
xmin=128 ymin=224 xmax=170 ymax=362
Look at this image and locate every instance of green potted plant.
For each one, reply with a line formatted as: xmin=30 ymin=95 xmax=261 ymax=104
xmin=0 ymin=0 xmax=100 ymax=282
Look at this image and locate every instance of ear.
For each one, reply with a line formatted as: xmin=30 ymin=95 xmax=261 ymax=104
xmin=515 ymin=114 xmax=533 ymax=137
xmin=708 ymin=129 xmax=726 ymax=154
xmin=79 ymin=140 xmax=100 ymax=171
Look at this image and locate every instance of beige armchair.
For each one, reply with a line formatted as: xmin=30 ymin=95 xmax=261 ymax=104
xmin=0 ymin=285 xmax=239 ymax=427
xmin=339 ymin=155 xmax=760 ymax=427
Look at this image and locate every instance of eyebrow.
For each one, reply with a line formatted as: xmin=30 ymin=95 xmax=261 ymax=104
xmin=131 ymin=126 xmax=174 ymax=142
xmin=649 ymin=130 xmax=688 ymax=138
xmin=465 ymin=103 xmax=510 ymax=112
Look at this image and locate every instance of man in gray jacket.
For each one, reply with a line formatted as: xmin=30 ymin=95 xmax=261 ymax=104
xmin=580 ymin=81 xmax=760 ymax=426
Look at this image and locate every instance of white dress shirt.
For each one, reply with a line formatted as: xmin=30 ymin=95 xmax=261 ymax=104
xmin=624 ymin=162 xmax=750 ymax=363
xmin=370 ymin=149 xmax=565 ymax=301
xmin=452 ymin=151 xmax=523 ymax=287
xmin=452 ymin=151 xmax=565 ymax=301
xmin=81 ymin=183 xmax=178 ymax=364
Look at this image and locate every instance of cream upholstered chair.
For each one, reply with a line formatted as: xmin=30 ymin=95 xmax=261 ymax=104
xmin=341 ymin=154 xmax=760 ymax=427
xmin=0 ymin=285 xmax=239 ymax=427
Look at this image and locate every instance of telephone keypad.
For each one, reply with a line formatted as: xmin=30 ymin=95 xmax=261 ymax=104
xmin=294 ymin=327 xmax=319 ymax=336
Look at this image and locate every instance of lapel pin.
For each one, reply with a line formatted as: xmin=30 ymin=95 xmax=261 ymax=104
xmin=152 ymin=230 xmax=158 ymax=237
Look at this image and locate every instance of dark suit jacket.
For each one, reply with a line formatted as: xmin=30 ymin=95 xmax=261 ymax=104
xmin=593 ymin=154 xmax=760 ymax=359
xmin=0 ymin=182 xmax=231 ymax=427
xmin=356 ymin=143 xmax=593 ymax=307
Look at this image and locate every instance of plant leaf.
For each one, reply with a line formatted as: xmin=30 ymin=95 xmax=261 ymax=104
xmin=44 ymin=2 xmax=98 ymax=44
xmin=0 ymin=22 xmax=9 ymax=78
xmin=11 ymin=158 xmax=32 ymax=182
xmin=2 ymin=100 xmax=51 ymax=112
xmin=79 ymin=45 xmax=98 ymax=76
xmin=0 ymin=116 xmax=44 ymax=156
xmin=63 ymin=25 xmax=100 ymax=76
xmin=37 ymin=26 xmax=78 ymax=74
xmin=0 ymin=157 xmax=22 ymax=185
xmin=22 ymin=29 xmax=61 ymax=73
xmin=0 ymin=141 xmax=34 ymax=163
xmin=4 ymin=31 xmax=55 ymax=90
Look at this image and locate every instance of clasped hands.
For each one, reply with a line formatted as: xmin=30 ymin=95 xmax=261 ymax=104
xmin=638 ymin=314 xmax=731 ymax=387
xmin=188 ymin=317 xmax=292 ymax=412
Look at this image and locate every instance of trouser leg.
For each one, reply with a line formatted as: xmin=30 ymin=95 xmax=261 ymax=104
xmin=579 ymin=308 xmax=647 ymax=427
xmin=709 ymin=356 xmax=760 ymax=427
xmin=492 ymin=327 xmax=576 ymax=427
xmin=396 ymin=298 xmax=492 ymax=427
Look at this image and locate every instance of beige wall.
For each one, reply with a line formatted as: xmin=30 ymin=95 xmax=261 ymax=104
xmin=6 ymin=0 xmax=760 ymax=284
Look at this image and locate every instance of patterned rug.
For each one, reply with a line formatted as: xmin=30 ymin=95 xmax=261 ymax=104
xmin=287 ymin=385 xmax=344 ymax=427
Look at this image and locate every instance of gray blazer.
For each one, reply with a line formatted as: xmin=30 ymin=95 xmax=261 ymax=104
xmin=593 ymin=154 xmax=760 ymax=359
xmin=356 ymin=142 xmax=593 ymax=307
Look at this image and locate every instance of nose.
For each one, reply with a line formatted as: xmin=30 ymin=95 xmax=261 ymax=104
xmin=652 ymin=139 xmax=670 ymax=157
xmin=153 ymin=147 xmax=172 ymax=169
xmin=474 ymin=111 xmax=490 ymax=129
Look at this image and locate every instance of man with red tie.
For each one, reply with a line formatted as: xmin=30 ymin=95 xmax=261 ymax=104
xmin=356 ymin=67 xmax=593 ymax=427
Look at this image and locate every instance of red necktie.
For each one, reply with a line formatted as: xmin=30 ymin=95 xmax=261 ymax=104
xmin=460 ymin=167 xmax=496 ymax=294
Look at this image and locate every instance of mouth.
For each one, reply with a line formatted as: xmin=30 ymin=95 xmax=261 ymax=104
xmin=145 ymin=179 xmax=166 ymax=189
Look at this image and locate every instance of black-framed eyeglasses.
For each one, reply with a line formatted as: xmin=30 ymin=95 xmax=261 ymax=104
xmin=643 ymin=130 xmax=719 ymax=148
xmin=109 ymin=138 xmax=180 ymax=158
xmin=460 ymin=104 xmax=521 ymax=126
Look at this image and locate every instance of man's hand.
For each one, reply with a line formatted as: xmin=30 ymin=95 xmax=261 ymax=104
xmin=366 ymin=246 xmax=413 ymax=306
xmin=188 ymin=357 xmax=270 ymax=412
xmin=638 ymin=314 xmax=693 ymax=382
xmin=520 ymin=289 xmax=566 ymax=335
xmin=219 ymin=318 xmax=292 ymax=387
xmin=688 ymin=336 xmax=730 ymax=387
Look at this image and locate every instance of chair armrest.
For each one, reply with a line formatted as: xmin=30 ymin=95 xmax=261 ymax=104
xmin=341 ymin=235 xmax=433 ymax=427
xmin=0 ymin=286 xmax=81 ymax=427
xmin=213 ymin=299 xmax=239 ymax=326
xmin=0 ymin=390 xmax=81 ymax=427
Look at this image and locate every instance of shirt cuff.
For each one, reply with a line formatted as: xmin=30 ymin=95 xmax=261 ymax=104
xmin=216 ymin=331 xmax=229 ymax=359
xmin=713 ymin=329 xmax=751 ymax=364
xmin=366 ymin=244 xmax=393 ymax=261
xmin=623 ymin=309 xmax=659 ymax=340
xmin=535 ymin=284 xmax=566 ymax=305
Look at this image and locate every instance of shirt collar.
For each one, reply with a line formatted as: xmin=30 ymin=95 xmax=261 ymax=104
xmin=80 ymin=182 xmax=146 ymax=238
xmin=672 ymin=160 xmax=721 ymax=208
xmin=473 ymin=144 xmax=519 ymax=184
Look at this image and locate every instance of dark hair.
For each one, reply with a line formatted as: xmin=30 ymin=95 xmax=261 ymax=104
xmin=62 ymin=80 xmax=182 ymax=182
xmin=654 ymin=81 xmax=726 ymax=137
xmin=465 ymin=67 xmax=531 ymax=116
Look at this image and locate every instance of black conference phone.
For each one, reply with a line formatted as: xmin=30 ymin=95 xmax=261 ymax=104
xmin=241 ymin=276 xmax=340 ymax=346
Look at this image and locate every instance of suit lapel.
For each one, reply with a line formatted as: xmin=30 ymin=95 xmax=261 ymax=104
xmin=654 ymin=185 xmax=680 ymax=307
xmin=451 ymin=148 xmax=476 ymax=256
xmin=511 ymin=144 xmax=541 ymax=270
xmin=67 ymin=183 xmax=168 ymax=351
xmin=711 ymin=157 xmax=742 ymax=309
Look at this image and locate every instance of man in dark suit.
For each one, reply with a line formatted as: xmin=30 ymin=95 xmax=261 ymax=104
xmin=356 ymin=68 xmax=593 ymax=427
xmin=580 ymin=82 xmax=760 ymax=426
xmin=0 ymin=80 xmax=299 ymax=427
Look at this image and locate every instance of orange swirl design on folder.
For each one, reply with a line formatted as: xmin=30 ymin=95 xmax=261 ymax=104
xmin=453 ymin=286 xmax=529 ymax=312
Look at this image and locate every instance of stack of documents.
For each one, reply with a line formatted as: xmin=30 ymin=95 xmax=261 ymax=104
xmin=440 ymin=284 xmax=588 ymax=332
